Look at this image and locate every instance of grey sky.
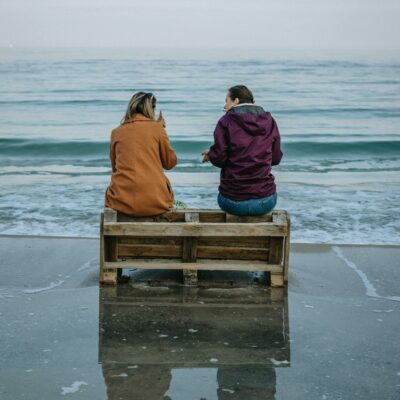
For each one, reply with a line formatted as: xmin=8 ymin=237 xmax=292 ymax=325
xmin=1 ymin=0 xmax=399 ymax=50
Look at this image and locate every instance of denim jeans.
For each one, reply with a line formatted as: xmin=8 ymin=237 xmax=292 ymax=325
xmin=217 ymin=192 xmax=278 ymax=216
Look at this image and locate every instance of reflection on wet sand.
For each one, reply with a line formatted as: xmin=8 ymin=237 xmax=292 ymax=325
xmin=99 ymin=280 xmax=290 ymax=400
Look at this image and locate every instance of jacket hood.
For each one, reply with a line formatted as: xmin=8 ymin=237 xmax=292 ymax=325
xmin=227 ymin=104 xmax=273 ymax=136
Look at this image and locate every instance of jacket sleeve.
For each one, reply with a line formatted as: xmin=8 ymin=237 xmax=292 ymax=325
xmin=271 ymin=118 xmax=283 ymax=166
xmin=159 ymin=125 xmax=178 ymax=170
xmin=208 ymin=118 xmax=229 ymax=168
xmin=109 ymin=131 xmax=117 ymax=173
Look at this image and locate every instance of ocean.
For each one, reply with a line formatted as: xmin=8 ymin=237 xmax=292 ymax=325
xmin=0 ymin=47 xmax=399 ymax=244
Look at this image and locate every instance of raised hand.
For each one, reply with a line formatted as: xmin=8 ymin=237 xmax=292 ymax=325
xmin=201 ymin=150 xmax=210 ymax=163
xmin=157 ymin=110 xmax=166 ymax=128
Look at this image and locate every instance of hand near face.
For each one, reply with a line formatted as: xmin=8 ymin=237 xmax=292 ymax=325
xmin=158 ymin=110 xmax=166 ymax=128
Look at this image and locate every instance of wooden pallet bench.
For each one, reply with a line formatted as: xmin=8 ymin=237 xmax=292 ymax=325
xmin=99 ymin=207 xmax=290 ymax=287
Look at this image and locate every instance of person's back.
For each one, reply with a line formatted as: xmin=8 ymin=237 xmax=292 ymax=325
xmin=211 ymin=104 xmax=282 ymax=200
xmin=104 ymin=92 xmax=177 ymax=216
xmin=203 ymin=85 xmax=283 ymax=216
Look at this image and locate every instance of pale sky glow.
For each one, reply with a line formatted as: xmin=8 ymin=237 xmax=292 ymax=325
xmin=1 ymin=0 xmax=399 ymax=50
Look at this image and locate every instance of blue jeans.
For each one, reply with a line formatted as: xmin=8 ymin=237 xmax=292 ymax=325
xmin=217 ymin=192 xmax=277 ymax=216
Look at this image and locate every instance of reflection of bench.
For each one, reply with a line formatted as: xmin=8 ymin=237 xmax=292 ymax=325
xmin=100 ymin=207 xmax=290 ymax=287
xmin=98 ymin=285 xmax=290 ymax=396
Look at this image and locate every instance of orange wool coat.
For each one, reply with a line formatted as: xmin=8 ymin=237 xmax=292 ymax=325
xmin=104 ymin=114 xmax=177 ymax=216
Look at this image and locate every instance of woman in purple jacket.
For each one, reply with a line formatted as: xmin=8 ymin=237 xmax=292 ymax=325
xmin=202 ymin=85 xmax=283 ymax=216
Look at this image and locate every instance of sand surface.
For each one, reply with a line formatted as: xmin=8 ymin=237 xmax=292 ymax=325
xmin=0 ymin=235 xmax=399 ymax=399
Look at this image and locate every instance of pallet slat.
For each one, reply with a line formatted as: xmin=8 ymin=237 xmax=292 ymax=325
xmin=118 ymin=244 xmax=182 ymax=258
xmin=197 ymin=246 xmax=269 ymax=260
xmin=182 ymin=212 xmax=200 ymax=284
xmin=118 ymin=236 xmax=270 ymax=248
xmin=118 ymin=245 xmax=269 ymax=261
xmin=103 ymin=222 xmax=287 ymax=237
xmin=104 ymin=259 xmax=283 ymax=272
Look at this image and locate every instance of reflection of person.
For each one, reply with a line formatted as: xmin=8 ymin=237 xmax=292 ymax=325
xmin=98 ymin=284 xmax=288 ymax=399
xmin=217 ymin=365 xmax=276 ymax=399
xmin=101 ymin=364 xmax=277 ymax=400
xmin=104 ymin=92 xmax=177 ymax=216
xmin=101 ymin=363 xmax=172 ymax=400
xmin=202 ymin=85 xmax=283 ymax=216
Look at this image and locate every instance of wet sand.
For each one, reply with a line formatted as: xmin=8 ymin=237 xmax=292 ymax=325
xmin=0 ymin=235 xmax=399 ymax=399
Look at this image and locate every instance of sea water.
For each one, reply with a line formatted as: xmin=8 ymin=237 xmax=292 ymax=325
xmin=0 ymin=47 xmax=399 ymax=244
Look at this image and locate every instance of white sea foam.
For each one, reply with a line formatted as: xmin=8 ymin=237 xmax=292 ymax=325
xmin=0 ymin=165 xmax=109 ymax=174
xmin=77 ymin=257 xmax=98 ymax=271
xmin=332 ymin=246 xmax=400 ymax=303
xmin=167 ymin=172 xmax=219 ymax=186
xmin=0 ymin=168 xmax=399 ymax=245
xmin=166 ymin=171 xmax=400 ymax=189
xmin=22 ymin=280 xmax=65 ymax=294
xmin=221 ymin=388 xmax=235 ymax=394
xmin=111 ymin=373 xmax=128 ymax=378
xmin=270 ymin=358 xmax=290 ymax=366
xmin=61 ymin=381 xmax=88 ymax=395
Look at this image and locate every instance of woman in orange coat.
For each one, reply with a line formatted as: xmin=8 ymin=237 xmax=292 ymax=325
xmin=104 ymin=92 xmax=178 ymax=216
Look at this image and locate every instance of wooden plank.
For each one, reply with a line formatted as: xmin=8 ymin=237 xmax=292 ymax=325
xmin=107 ymin=236 xmax=118 ymax=260
xmin=104 ymin=259 xmax=283 ymax=272
xmin=102 ymin=213 xmax=120 ymax=284
xmin=197 ymin=246 xmax=269 ymax=260
xmin=199 ymin=212 xmax=226 ymax=223
xmin=103 ymin=235 xmax=119 ymax=285
xmin=118 ymin=236 xmax=183 ymax=245
xmin=270 ymin=273 xmax=284 ymax=288
xmin=117 ymin=212 xmax=185 ymax=223
xmin=283 ymin=212 xmax=291 ymax=283
xmin=272 ymin=211 xmax=287 ymax=226
xmin=103 ymin=222 xmax=287 ymax=237
xmin=269 ymin=237 xmax=283 ymax=265
xmin=99 ymin=213 xmax=105 ymax=283
xmin=104 ymin=207 xmax=117 ymax=223
xmin=116 ymin=210 xmax=228 ymax=223
xmin=118 ymin=244 xmax=182 ymax=258
xmin=182 ymin=212 xmax=199 ymax=284
xmin=182 ymin=212 xmax=199 ymax=262
xmin=267 ymin=235 xmax=284 ymax=287
xmin=182 ymin=237 xmax=198 ymax=262
xmin=197 ymin=236 xmax=270 ymax=248
xmin=226 ymin=213 xmax=273 ymax=223
xmin=119 ymin=236 xmax=269 ymax=248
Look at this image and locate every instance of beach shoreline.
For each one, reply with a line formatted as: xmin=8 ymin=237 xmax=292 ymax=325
xmin=1 ymin=235 xmax=399 ymax=399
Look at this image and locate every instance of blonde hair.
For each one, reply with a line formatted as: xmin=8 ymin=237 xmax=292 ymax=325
xmin=121 ymin=92 xmax=156 ymax=123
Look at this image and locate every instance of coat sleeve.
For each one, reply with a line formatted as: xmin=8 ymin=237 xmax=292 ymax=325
xmin=109 ymin=131 xmax=117 ymax=173
xmin=271 ymin=118 xmax=283 ymax=166
xmin=159 ymin=125 xmax=178 ymax=170
xmin=208 ymin=118 xmax=229 ymax=168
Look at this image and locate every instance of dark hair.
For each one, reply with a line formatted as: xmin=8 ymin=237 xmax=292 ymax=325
xmin=228 ymin=85 xmax=254 ymax=104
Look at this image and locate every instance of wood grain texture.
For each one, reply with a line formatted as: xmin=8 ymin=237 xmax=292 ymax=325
xmin=103 ymin=222 xmax=287 ymax=237
xmin=99 ymin=208 xmax=290 ymax=287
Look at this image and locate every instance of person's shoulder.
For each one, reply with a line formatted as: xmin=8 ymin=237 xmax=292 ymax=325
xmin=110 ymin=125 xmax=122 ymax=137
xmin=217 ymin=113 xmax=230 ymax=128
xmin=139 ymin=119 xmax=167 ymax=142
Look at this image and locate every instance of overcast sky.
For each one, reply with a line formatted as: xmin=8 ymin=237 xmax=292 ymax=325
xmin=1 ymin=0 xmax=399 ymax=51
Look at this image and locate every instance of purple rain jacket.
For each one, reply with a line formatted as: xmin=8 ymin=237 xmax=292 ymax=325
xmin=208 ymin=103 xmax=283 ymax=200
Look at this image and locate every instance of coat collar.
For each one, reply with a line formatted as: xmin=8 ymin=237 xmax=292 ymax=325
xmin=122 ymin=113 xmax=153 ymax=124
